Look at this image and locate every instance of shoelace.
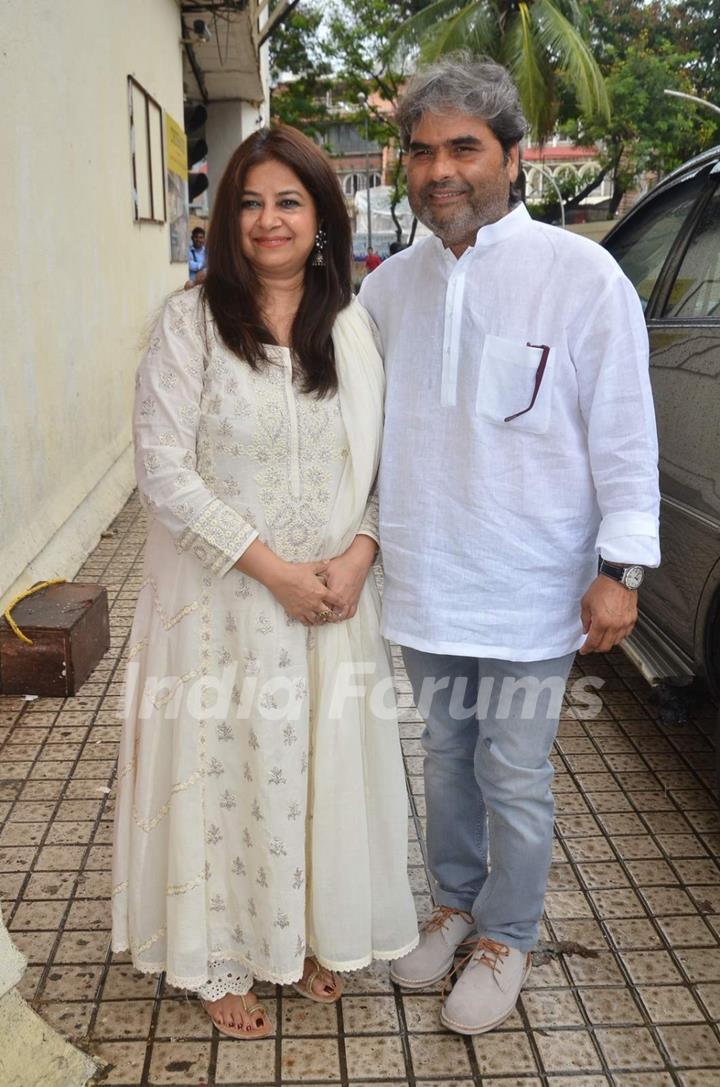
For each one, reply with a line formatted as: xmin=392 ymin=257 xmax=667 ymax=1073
xmin=441 ymin=935 xmax=511 ymax=998
xmin=422 ymin=905 xmax=474 ymax=934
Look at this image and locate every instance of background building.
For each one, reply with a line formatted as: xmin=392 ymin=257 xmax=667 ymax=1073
xmin=0 ymin=0 xmax=293 ymax=609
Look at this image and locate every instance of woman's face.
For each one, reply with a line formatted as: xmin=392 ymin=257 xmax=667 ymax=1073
xmin=239 ymin=159 xmax=318 ymax=278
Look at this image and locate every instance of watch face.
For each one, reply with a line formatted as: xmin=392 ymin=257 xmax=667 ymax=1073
xmin=622 ymin=566 xmax=644 ymax=590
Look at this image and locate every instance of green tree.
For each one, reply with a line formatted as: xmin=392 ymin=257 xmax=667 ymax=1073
xmin=272 ymin=1 xmax=431 ymax=242
xmin=323 ymin=1 xmax=431 ymax=240
xmin=391 ymin=0 xmax=609 ymax=141
xmin=669 ymin=0 xmax=720 ymax=137
xmin=269 ymin=6 xmax=332 ymax=138
xmin=556 ymin=1 xmax=717 ymax=214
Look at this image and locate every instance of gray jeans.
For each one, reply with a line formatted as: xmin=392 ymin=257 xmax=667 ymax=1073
xmin=402 ymin=648 xmax=575 ymax=952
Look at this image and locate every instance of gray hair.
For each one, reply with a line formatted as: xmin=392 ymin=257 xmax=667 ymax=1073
xmin=396 ymin=53 xmax=527 ymax=154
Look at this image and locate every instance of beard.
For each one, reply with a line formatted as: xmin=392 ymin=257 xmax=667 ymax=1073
xmin=410 ymin=180 xmax=511 ymax=246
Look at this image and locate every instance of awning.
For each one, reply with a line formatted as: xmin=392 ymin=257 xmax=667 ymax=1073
xmin=181 ymin=1 xmax=301 ymax=104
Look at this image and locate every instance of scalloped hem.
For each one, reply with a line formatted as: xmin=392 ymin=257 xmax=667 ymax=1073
xmin=312 ymin=932 xmax=420 ymax=974
xmin=112 ymin=930 xmax=421 ymax=991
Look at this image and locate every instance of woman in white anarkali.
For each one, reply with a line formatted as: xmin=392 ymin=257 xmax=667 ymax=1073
xmin=111 ymin=125 xmax=418 ymax=1038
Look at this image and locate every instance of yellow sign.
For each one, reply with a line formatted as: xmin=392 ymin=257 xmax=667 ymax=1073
xmin=165 ymin=113 xmax=188 ymax=179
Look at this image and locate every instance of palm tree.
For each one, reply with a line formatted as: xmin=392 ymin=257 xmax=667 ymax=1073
xmin=391 ymin=0 xmax=609 ymax=142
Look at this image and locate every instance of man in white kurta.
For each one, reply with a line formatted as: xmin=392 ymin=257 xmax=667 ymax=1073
xmin=359 ymin=57 xmax=660 ymax=1034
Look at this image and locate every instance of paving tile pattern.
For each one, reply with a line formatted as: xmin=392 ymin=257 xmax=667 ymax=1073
xmin=1 ymin=492 xmax=720 ymax=1085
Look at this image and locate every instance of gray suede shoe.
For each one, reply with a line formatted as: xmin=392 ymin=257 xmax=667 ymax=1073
xmin=440 ymin=936 xmax=532 ymax=1035
xmin=390 ymin=906 xmax=476 ymax=989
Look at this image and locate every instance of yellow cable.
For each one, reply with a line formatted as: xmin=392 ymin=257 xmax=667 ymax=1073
xmin=2 ymin=579 xmax=67 ymax=646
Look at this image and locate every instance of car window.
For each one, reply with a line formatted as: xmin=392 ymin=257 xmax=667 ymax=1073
xmin=662 ymin=185 xmax=720 ymax=319
xmin=604 ymin=174 xmax=705 ymax=310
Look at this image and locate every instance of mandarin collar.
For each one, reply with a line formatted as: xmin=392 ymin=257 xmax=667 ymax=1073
xmin=437 ymin=201 xmax=532 ymax=264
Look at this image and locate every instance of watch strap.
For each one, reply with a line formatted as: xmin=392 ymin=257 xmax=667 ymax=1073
xmin=598 ymin=559 xmax=625 ymax=584
xmin=598 ymin=559 xmax=644 ymax=589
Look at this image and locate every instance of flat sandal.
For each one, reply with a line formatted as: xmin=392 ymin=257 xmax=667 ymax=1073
xmin=292 ymin=956 xmax=343 ymax=1004
xmin=201 ymin=992 xmax=273 ymax=1039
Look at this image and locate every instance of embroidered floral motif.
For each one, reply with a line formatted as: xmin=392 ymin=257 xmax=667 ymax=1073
xmin=178 ymin=496 xmax=257 ymax=576
xmin=244 ymin=652 xmax=260 ymax=676
xmin=251 ymin=799 xmax=263 ymax=822
xmin=283 ymin=724 xmax=297 ymax=746
xmin=292 ymin=868 xmax=304 ymax=889
xmin=160 ymin=369 xmax=178 ymax=391
xmin=268 ymin=766 xmax=287 ymax=785
xmin=207 ymin=758 xmax=224 ymax=777
xmin=260 ymin=691 xmax=278 ymax=712
xmin=288 ymin=801 xmax=301 ymax=821
xmin=274 ymin=910 xmax=290 ymax=929
xmin=232 ymin=857 xmax=246 ymax=877
xmin=256 ymin=867 xmax=269 ymax=887
xmin=217 ymin=722 xmax=234 ymax=743
xmin=220 ymin=790 xmax=237 ymax=810
xmin=242 ymin=360 xmax=346 ymax=561
xmin=269 ymin=837 xmax=287 ymax=857
xmin=206 ymin=824 xmax=222 ymax=845
xmin=234 ymin=578 xmax=252 ymax=600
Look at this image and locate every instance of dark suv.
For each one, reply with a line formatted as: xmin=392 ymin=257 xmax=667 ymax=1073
xmin=602 ymin=146 xmax=720 ymax=747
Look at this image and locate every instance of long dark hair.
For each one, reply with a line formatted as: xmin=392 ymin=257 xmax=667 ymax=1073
xmin=203 ymin=125 xmax=352 ymax=396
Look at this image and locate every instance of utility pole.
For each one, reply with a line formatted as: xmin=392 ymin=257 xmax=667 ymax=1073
xmin=359 ymin=93 xmax=373 ymax=252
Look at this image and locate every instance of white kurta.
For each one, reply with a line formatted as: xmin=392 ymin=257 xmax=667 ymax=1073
xmin=111 ymin=290 xmax=418 ymax=990
xmin=359 ymin=202 xmax=661 ymax=662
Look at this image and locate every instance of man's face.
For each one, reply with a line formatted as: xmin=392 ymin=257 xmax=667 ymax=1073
xmin=192 ymin=232 xmax=205 ymax=248
xmin=406 ymin=110 xmax=519 ymax=254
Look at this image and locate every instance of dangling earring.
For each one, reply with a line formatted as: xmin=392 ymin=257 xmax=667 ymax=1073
xmin=312 ymin=225 xmax=327 ymax=267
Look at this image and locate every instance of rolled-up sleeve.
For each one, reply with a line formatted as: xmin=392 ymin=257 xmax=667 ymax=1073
xmin=573 ymin=273 xmax=661 ymax=567
xmin=134 ymin=294 xmax=259 ymax=576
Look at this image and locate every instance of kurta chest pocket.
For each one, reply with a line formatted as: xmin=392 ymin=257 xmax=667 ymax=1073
xmin=476 ymin=334 xmax=554 ymax=435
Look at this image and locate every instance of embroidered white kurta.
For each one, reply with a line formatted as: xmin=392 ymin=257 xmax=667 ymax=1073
xmin=359 ymin=202 xmax=661 ymax=662
xmin=111 ymin=290 xmax=418 ymax=990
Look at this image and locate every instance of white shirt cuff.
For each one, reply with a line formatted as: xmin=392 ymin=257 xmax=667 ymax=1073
xmin=596 ymin=511 xmax=660 ymax=567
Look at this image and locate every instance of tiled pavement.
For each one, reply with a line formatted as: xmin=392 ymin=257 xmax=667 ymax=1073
xmin=2 ymin=492 xmax=720 ymax=1086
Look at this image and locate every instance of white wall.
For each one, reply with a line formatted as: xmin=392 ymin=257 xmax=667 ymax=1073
xmin=1 ymin=0 xmax=185 ymax=607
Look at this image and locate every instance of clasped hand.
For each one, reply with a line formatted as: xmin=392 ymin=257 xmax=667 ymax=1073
xmin=267 ymin=538 xmax=376 ymax=626
xmin=267 ymin=561 xmax=344 ymax=626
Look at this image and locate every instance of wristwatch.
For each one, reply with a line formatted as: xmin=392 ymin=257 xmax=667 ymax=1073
xmin=598 ymin=559 xmax=644 ymax=590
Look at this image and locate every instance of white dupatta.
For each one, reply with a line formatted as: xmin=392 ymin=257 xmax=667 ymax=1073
xmin=302 ymin=301 xmax=417 ymax=968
